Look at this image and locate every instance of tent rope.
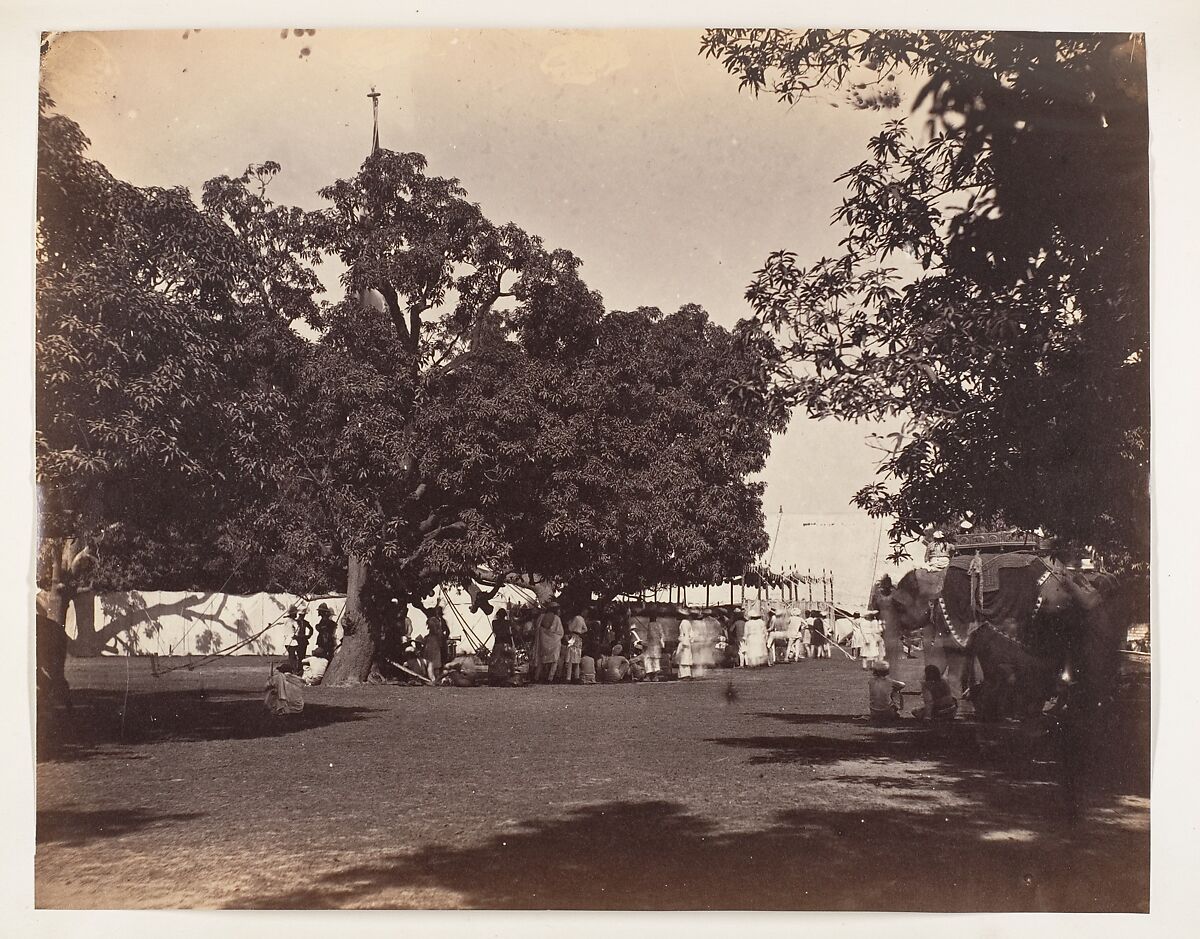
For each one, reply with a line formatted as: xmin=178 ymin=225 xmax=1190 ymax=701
xmin=168 ymin=553 xmax=250 ymax=655
xmin=438 ymin=585 xmax=488 ymax=654
xmin=152 ymin=611 xmax=292 ymax=676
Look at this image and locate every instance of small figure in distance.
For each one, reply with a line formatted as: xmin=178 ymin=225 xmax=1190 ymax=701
xmin=676 ymin=607 xmax=697 ymax=679
xmin=491 ymin=607 xmax=513 ymax=652
xmin=563 ymin=625 xmax=584 ymax=683
xmin=426 ymin=604 xmax=449 ymax=664
xmin=811 ymin=609 xmax=830 ymax=659
xmin=532 ymin=601 xmax=564 ymax=684
xmin=643 ymin=612 xmax=665 ymax=681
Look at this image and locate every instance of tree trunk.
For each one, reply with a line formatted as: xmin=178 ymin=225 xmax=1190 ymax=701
xmin=321 ymin=553 xmax=375 ymax=685
xmin=36 ymin=536 xmax=79 ymax=712
xmin=42 ymin=581 xmax=73 ymax=628
xmin=40 ymin=535 xmax=86 ymax=626
xmin=66 ymin=589 xmax=102 ymax=656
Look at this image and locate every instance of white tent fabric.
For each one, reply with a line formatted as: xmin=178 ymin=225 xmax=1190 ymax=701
xmin=65 ymin=591 xmax=345 ymax=657
xmin=66 ymin=583 xmax=541 ymax=657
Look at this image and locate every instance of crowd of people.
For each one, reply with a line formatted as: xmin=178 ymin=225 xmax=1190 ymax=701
xmin=837 ymin=611 xmax=887 ymax=668
xmin=264 ymin=594 xmax=960 ymax=726
xmin=508 ymin=601 xmax=722 ymax=685
xmin=483 ymin=600 xmax=890 ymax=686
xmin=271 ymin=595 xmax=907 ymax=696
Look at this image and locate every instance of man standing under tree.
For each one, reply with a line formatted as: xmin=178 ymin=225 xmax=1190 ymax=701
xmin=426 ymin=605 xmax=449 ymax=664
xmin=533 ymin=602 xmax=564 ymax=684
xmin=491 ymin=608 xmax=513 ymax=652
xmin=286 ymin=607 xmax=314 ymax=672
xmin=313 ymin=603 xmax=338 ymax=660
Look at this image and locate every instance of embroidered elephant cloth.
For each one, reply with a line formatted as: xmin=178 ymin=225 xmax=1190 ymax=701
xmin=938 ymin=553 xmax=1048 ymax=638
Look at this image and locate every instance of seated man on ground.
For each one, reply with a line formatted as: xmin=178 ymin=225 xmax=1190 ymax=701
xmin=600 ymin=644 xmax=632 ymax=682
xmin=265 ymin=662 xmax=305 ymax=715
xmin=301 ymin=654 xmax=328 ymax=685
xmin=912 ymin=664 xmax=959 ymax=722
xmin=628 ymin=640 xmax=648 ymax=681
xmin=867 ymin=660 xmax=905 ymax=722
xmin=399 ymin=637 xmax=432 ymax=684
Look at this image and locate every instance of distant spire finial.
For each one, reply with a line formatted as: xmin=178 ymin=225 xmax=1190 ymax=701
xmin=368 ymin=86 xmax=381 ymax=155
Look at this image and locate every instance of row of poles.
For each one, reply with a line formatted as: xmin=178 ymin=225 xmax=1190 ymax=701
xmin=753 ymin=567 xmax=837 ymax=608
xmin=639 ymin=568 xmax=838 ymax=611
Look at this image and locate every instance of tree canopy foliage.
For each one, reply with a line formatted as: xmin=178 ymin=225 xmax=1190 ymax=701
xmin=36 ymin=99 xmax=783 ymax=678
xmin=702 ymin=30 xmax=1149 ymax=563
xmin=36 ymin=94 xmax=315 ymax=600
xmin=499 ymin=303 xmax=778 ymax=600
xmin=285 ymin=149 xmax=783 ymax=681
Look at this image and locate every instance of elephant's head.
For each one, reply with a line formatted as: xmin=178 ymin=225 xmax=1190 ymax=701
xmin=874 ymin=570 xmax=942 ymax=629
xmin=873 ymin=568 xmax=949 ymax=666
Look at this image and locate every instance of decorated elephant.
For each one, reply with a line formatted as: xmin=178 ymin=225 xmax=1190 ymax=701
xmin=871 ymin=552 xmax=1128 ymax=722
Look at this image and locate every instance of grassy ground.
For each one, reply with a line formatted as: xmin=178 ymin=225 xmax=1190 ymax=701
xmin=35 ymin=651 xmax=1149 ymax=911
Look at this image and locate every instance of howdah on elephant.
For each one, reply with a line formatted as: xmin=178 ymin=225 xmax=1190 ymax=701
xmin=872 ymin=552 xmax=1127 ymax=722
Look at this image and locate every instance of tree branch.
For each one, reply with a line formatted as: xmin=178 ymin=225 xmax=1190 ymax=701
xmin=396 ymin=521 xmax=469 ymax=573
xmin=409 ymin=300 xmax=427 ymax=356
xmin=376 ymin=282 xmax=410 ymax=346
xmin=426 ymin=349 xmax=478 ymax=383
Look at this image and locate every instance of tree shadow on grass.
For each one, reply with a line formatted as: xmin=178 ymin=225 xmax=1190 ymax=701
xmin=229 ymin=797 xmax=1147 ymax=912
xmin=37 ymin=807 xmax=205 ymax=848
xmin=37 ymin=689 xmax=379 ymax=763
xmin=710 ymin=718 xmax=1147 ymax=819
xmin=710 ymin=723 xmax=1007 ymax=767
xmin=749 ymin=706 xmax=1146 ymax=786
xmin=751 ymin=712 xmax=876 ymax=726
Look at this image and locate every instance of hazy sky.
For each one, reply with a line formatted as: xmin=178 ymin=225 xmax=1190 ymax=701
xmin=41 ymin=27 xmax=909 ymax=555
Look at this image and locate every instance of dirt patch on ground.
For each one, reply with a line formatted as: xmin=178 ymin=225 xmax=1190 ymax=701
xmin=35 ymin=653 xmax=1149 ymax=910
